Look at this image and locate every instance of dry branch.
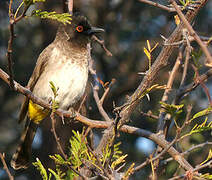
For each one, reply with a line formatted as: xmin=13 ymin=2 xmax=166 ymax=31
xmin=96 ymin=0 xmax=208 ymax=173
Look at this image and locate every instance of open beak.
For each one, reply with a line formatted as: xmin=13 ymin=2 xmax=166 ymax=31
xmin=88 ymin=27 xmax=105 ymax=35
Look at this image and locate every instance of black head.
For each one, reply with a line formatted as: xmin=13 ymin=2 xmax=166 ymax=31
xmin=58 ymin=13 xmax=104 ymax=46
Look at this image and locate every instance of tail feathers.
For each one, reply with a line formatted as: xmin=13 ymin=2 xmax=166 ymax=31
xmin=11 ymin=121 xmax=38 ymax=170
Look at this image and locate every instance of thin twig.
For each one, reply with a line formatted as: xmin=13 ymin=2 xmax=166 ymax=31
xmin=89 ymin=58 xmax=112 ymax=122
xmin=157 ymin=47 xmax=183 ymax=133
xmin=140 ymin=111 xmax=159 ymax=120
xmin=92 ymin=35 xmax=112 ymax=57
xmin=175 ymin=68 xmax=212 ymax=104
xmin=138 ymin=0 xmax=176 ymax=12
xmin=162 ymin=141 xmax=212 ymax=165
xmin=99 ymin=78 xmax=116 ymax=105
xmin=180 ymin=30 xmax=191 ymax=86
xmin=6 ymin=1 xmax=35 ymax=89
xmin=50 ymin=112 xmax=67 ymax=159
xmin=192 ymin=65 xmax=212 ymax=106
xmin=168 ymin=160 xmax=212 ymax=180
xmin=93 ymin=84 xmax=112 ymax=122
xmin=0 ymin=153 xmax=14 ymax=180
xmin=7 ymin=0 xmax=15 ymax=89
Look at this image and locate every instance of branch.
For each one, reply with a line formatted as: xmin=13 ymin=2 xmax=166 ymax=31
xmin=138 ymin=0 xmax=176 ymax=12
xmin=96 ymin=0 xmax=208 ymax=168
xmin=168 ymin=160 xmax=212 ymax=180
xmin=175 ymin=68 xmax=212 ymax=104
xmin=162 ymin=141 xmax=212 ymax=165
xmin=0 ymin=67 xmax=195 ymax=172
xmin=170 ymin=0 xmax=212 ymax=66
xmin=0 ymin=153 xmax=14 ymax=180
xmin=92 ymin=35 xmax=112 ymax=57
xmin=50 ymin=112 xmax=67 ymax=159
xmin=6 ymin=1 xmax=37 ymax=89
xmin=89 ymin=58 xmax=112 ymax=122
xmin=157 ymin=47 xmax=182 ymax=133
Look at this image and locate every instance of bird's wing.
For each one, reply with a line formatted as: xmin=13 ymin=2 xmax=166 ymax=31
xmin=18 ymin=43 xmax=55 ymax=123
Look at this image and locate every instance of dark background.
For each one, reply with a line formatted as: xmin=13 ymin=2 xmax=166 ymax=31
xmin=0 ymin=0 xmax=212 ymax=179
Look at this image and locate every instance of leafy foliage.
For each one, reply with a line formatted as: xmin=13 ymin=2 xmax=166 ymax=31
xmin=143 ymin=40 xmax=158 ymax=70
xmin=180 ymin=117 xmax=212 ymax=141
xmin=160 ymin=102 xmax=184 ymax=117
xmin=200 ymin=149 xmax=212 ymax=165
xmin=190 ymin=107 xmax=212 ymax=122
xmin=34 ymin=130 xmax=130 ymax=179
xmin=49 ymin=81 xmax=59 ymax=112
xmin=32 ymin=10 xmax=72 ymax=24
xmin=33 ymin=158 xmax=49 ymax=180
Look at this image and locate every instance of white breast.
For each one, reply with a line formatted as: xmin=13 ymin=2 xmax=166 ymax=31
xmin=33 ymin=47 xmax=88 ymax=110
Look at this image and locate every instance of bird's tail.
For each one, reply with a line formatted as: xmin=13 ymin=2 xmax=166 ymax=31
xmin=11 ymin=120 xmax=38 ymax=170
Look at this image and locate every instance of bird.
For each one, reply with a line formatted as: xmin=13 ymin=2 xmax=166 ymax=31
xmin=10 ymin=13 xmax=104 ymax=170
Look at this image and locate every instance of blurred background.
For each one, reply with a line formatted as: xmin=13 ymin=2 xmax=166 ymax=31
xmin=0 ymin=0 xmax=212 ymax=179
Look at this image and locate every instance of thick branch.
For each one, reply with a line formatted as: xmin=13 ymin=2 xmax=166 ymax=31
xmin=96 ymin=1 xmax=208 ymax=170
xmin=0 ymin=67 xmax=195 ymax=171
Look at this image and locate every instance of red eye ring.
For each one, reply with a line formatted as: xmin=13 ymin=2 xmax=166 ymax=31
xmin=76 ymin=25 xmax=84 ymax=32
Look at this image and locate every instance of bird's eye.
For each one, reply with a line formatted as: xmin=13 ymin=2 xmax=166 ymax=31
xmin=76 ymin=25 xmax=84 ymax=32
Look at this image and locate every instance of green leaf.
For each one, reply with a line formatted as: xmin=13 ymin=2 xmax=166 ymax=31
xmin=49 ymin=154 xmax=68 ymax=165
xmin=190 ymin=107 xmax=212 ymax=122
xmin=201 ymin=173 xmax=212 ymax=179
xmin=160 ymin=102 xmax=184 ymax=116
xmin=180 ymin=117 xmax=212 ymax=140
xmin=200 ymin=149 xmax=212 ymax=165
xmin=32 ymin=10 xmax=72 ymax=24
xmin=111 ymin=154 xmax=127 ymax=169
xmin=48 ymin=168 xmax=61 ymax=180
xmin=191 ymin=49 xmax=203 ymax=68
xmin=33 ymin=158 xmax=48 ymax=180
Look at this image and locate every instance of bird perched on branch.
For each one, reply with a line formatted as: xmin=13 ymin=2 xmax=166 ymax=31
xmin=11 ymin=13 xmax=104 ymax=170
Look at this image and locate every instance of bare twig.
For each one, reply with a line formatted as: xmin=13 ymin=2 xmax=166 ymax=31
xmin=140 ymin=111 xmax=159 ymax=120
xmin=7 ymin=0 xmax=15 ymax=89
xmin=192 ymin=65 xmax=212 ymax=106
xmin=180 ymin=30 xmax=191 ymax=86
xmin=50 ymin=112 xmax=67 ymax=159
xmin=175 ymin=68 xmax=212 ymax=104
xmin=138 ymin=0 xmax=176 ymax=12
xmin=100 ymin=78 xmax=116 ymax=105
xmin=157 ymin=47 xmax=183 ymax=133
xmin=0 ymin=153 xmax=14 ymax=180
xmin=162 ymin=141 xmax=212 ymax=165
xmin=89 ymin=58 xmax=112 ymax=122
xmin=168 ymin=160 xmax=212 ymax=180
xmin=92 ymin=84 xmax=112 ymax=122
xmin=6 ymin=1 xmax=36 ymax=89
xmin=92 ymin=35 xmax=112 ymax=57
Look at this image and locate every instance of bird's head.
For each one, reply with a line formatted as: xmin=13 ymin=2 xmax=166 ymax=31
xmin=58 ymin=13 xmax=104 ymax=46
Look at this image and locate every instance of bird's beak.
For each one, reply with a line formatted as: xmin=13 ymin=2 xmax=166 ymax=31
xmin=88 ymin=27 xmax=105 ymax=35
